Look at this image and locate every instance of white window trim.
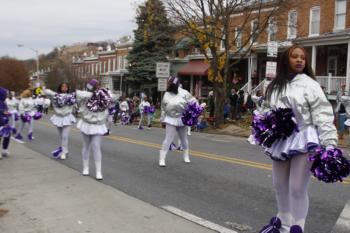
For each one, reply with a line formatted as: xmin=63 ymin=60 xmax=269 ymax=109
xmin=287 ymin=10 xmax=297 ymax=39
xmin=309 ymin=6 xmax=320 ymax=37
xmin=334 ymin=0 xmax=347 ymax=30
xmin=220 ymin=33 xmax=226 ymax=51
xmin=251 ymin=19 xmax=258 ymax=44
xmin=327 ymin=55 xmax=338 ymax=75
xmin=267 ymin=18 xmax=277 ymax=42
xmin=235 ymin=26 xmax=242 ymax=49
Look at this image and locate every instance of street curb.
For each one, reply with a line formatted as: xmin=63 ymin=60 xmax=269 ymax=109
xmin=332 ymin=201 xmax=350 ymax=233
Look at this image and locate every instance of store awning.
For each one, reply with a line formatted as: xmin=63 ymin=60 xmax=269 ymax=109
xmin=178 ymin=60 xmax=210 ymax=76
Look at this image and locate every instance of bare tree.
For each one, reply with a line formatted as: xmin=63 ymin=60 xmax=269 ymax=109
xmin=164 ymin=0 xmax=292 ymax=125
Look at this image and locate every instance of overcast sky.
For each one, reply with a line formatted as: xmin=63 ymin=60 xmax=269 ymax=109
xmin=0 ymin=0 xmax=143 ymax=60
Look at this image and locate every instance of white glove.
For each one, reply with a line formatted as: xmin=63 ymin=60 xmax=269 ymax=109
xmin=200 ymin=103 xmax=207 ymax=108
xmin=325 ymin=145 xmax=335 ymax=150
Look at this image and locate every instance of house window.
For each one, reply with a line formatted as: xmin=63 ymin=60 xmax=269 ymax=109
xmin=113 ymin=58 xmax=117 ymax=71
xmin=327 ymin=56 xmax=337 ymax=75
xmin=287 ymin=10 xmax=297 ymax=39
xmin=251 ymin=20 xmax=259 ymax=44
xmin=118 ymin=56 xmax=122 ymax=69
xmin=220 ymin=28 xmax=226 ymax=51
xmin=335 ymin=0 xmax=346 ymax=30
xmin=123 ymin=56 xmax=128 ymax=69
xmin=309 ymin=6 xmax=320 ymax=36
xmin=267 ymin=18 xmax=277 ymax=42
xmin=235 ymin=26 xmax=242 ymax=48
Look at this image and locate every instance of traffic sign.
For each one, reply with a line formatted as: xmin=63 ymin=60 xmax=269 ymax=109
xmin=267 ymin=41 xmax=278 ymax=58
xmin=158 ymin=78 xmax=167 ymax=92
xmin=266 ymin=61 xmax=277 ymax=78
xmin=156 ymin=62 xmax=170 ymax=78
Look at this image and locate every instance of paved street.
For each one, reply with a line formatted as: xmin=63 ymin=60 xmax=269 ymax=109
xmin=17 ymin=116 xmax=350 ymax=233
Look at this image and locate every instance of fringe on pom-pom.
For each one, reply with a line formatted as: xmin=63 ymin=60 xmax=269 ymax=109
xmin=309 ymin=147 xmax=350 ymax=183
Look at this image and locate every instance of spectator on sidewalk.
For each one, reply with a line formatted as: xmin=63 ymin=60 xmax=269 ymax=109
xmin=208 ymin=91 xmax=215 ymax=118
xmin=235 ymin=90 xmax=245 ymax=120
xmin=336 ymin=84 xmax=347 ymax=139
xmin=229 ymin=88 xmax=238 ymax=120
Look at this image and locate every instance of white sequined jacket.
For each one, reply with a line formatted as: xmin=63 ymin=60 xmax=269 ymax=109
xmin=161 ymin=87 xmax=196 ymax=119
xmin=44 ymin=89 xmax=75 ymax=117
xmin=260 ymin=73 xmax=337 ymax=147
xmin=18 ymin=98 xmax=36 ymax=116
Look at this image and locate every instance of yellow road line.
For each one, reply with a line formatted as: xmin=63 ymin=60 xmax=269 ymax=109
xmin=37 ymin=121 xmax=350 ymax=184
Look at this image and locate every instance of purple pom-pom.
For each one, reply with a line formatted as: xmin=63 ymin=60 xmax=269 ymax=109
xmin=143 ymin=106 xmax=150 ymax=114
xmin=0 ymin=125 xmax=11 ymax=137
xmin=108 ymin=107 xmax=116 ymax=115
xmin=0 ymin=116 xmax=9 ymax=126
xmin=86 ymin=88 xmax=111 ymax=112
xmin=251 ymin=108 xmax=298 ymax=148
xmin=181 ymin=102 xmax=204 ymax=126
xmin=53 ymin=93 xmax=76 ymax=108
xmin=309 ymin=147 xmax=350 ymax=183
xmin=33 ymin=112 xmax=42 ymax=120
xmin=14 ymin=113 xmax=19 ymax=121
xmin=21 ymin=114 xmax=32 ymax=123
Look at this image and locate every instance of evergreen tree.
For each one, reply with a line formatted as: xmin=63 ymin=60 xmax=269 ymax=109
xmin=127 ymin=0 xmax=174 ymax=82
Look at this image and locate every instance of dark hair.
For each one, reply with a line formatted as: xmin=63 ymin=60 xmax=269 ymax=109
xmin=167 ymin=83 xmax=179 ymax=94
xmin=57 ymin=82 xmax=70 ymax=93
xmin=265 ymin=45 xmax=315 ymax=102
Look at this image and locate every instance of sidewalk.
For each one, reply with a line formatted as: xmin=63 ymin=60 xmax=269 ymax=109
xmin=0 ymin=141 xmax=215 ymax=233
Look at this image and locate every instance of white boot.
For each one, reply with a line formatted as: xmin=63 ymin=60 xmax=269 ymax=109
xmin=277 ymin=212 xmax=293 ymax=233
xmin=60 ymin=152 xmax=66 ymax=160
xmin=2 ymin=149 xmax=9 ymax=157
xmin=82 ymin=160 xmax=89 ymax=176
xmin=183 ymin=149 xmax=191 ymax=163
xmin=95 ymin=161 xmax=103 ymax=180
xmin=159 ymin=150 xmax=167 ymax=167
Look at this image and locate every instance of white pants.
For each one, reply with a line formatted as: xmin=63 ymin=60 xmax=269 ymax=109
xmin=81 ymin=133 xmax=102 ymax=162
xmin=9 ymin=113 xmax=17 ymax=129
xmin=138 ymin=113 xmax=151 ymax=127
xmin=18 ymin=119 xmax=33 ymax=135
xmin=57 ymin=126 xmax=71 ymax=153
xmin=161 ymin=124 xmax=189 ymax=152
xmin=107 ymin=115 xmax=113 ymax=130
xmin=272 ymin=154 xmax=312 ymax=230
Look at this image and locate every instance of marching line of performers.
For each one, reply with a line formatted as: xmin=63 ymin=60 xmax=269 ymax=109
xmin=1 ymin=45 xmax=350 ymax=233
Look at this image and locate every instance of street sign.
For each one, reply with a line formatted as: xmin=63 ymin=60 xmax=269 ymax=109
xmin=156 ymin=62 xmax=170 ymax=78
xmin=158 ymin=78 xmax=167 ymax=92
xmin=267 ymin=41 xmax=278 ymax=57
xmin=265 ymin=61 xmax=277 ymax=78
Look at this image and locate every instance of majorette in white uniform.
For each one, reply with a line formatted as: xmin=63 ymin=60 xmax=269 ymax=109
xmin=159 ymin=77 xmax=197 ymax=167
xmin=5 ymin=95 xmax=19 ymax=133
xmin=76 ymin=79 xmax=118 ymax=180
xmin=15 ymin=90 xmax=36 ymax=141
xmin=44 ymin=88 xmax=76 ymax=159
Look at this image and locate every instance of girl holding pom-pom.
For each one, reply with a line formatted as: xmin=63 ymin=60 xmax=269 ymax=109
xmin=253 ymin=45 xmax=339 ymax=233
xmin=76 ymin=79 xmax=117 ymax=180
xmin=5 ymin=91 xmax=19 ymax=134
xmin=15 ymin=89 xmax=37 ymax=141
xmin=159 ymin=76 xmax=197 ymax=167
xmin=44 ymin=83 xmax=76 ymax=159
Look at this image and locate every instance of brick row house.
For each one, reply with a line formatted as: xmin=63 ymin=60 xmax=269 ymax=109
xmin=170 ymin=0 xmax=350 ymax=100
xmin=72 ymin=0 xmax=350 ymax=100
xmin=72 ymin=39 xmax=132 ymax=96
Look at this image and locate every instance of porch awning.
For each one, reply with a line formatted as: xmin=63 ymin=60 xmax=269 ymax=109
xmin=178 ymin=60 xmax=210 ymax=76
